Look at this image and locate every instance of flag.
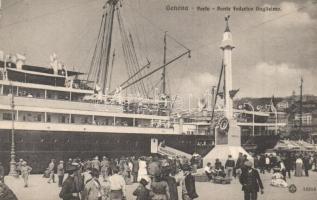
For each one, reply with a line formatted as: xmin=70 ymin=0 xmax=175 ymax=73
xmin=229 ymin=89 xmax=239 ymax=98
xmin=16 ymin=53 xmax=26 ymax=61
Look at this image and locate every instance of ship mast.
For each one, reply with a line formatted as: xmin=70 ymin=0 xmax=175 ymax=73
xmin=162 ymin=32 xmax=167 ymax=95
xmin=89 ymin=0 xmax=190 ymax=97
xmin=108 ymin=49 xmax=116 ymax=91
xmin=102 ymin=0 xmax=118 ymax=94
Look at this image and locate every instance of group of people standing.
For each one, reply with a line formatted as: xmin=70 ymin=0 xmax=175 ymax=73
xmin=45 ymin=159 xmax=65 ymax=187
xmin=254 ymin=152 xmax=315 ymax=178
xmin=12 ymin=159 xmax=33 ymax=188
xmin=204 ymin=153 xmax=250 ymax=181
xmin=55 ymin=155 xmax=198 ymax=200
xmin=202 ymin=153 xmax=265 ymax=200
xmin=132 ymin=156 xmax=198 ymax=200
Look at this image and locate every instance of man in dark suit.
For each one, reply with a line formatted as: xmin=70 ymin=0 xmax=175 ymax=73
xmin=303 ymin=154 xmax=310 ymax=177
xmin=162 ymin=167 xmax=178 ymax=200
xmin=239 ymin=161 xmax=264 ymax=200
xmin=59 ymin=165 xmax=81 ymax=200
xmin=283 ymin=153 xmax=292 ymax=179
xmin=132 ymin=156 xmax=139 ymax=183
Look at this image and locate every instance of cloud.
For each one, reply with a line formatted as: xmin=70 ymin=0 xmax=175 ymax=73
xmin=255 ymin=62 xmax=295 ymax=76
xmin=237 ymin=62 xmax=316 ymax=97
xmin=262 ymin=1 xmax=315 ymax=27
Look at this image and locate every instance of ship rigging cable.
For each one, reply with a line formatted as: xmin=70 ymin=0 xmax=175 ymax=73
xmin=117 ymin=8 xmax=147 ymax=96
xmin=211 ymin=60 xmax=224 ymax=122
xmin=0 ymin=0 xmax=315 ymax=98
xmin=87 ymin=1 xmax=119 ymax=95
xmin=117 ymin=50 xmax=191 ymax=93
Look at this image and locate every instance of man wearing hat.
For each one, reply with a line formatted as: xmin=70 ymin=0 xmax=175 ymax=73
xmin=100 ymin=156 xmax=110 ymax=182
xmin=57 ymin=160 xmax=65 ymax=187
xmin=21 ymin=161 xmax=32 ymax=187
xmin=59 ymin=164 xmax=80 ymax=200
xmin=91 ymin=156 xmax=101 ymax=172
xmin=239 ymin=161 xmax=264 ymax=200
xmin=16 ymin=159 xmax=23 ymax=177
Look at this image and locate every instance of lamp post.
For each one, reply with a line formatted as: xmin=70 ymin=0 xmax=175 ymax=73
xmin=244 ymin=102 xmax=255 ymax=136
xmin=8 ymin=87 xmax=18 ymax=177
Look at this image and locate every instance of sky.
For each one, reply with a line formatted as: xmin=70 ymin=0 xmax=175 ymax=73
xmin=0 ymin=0 xmax=316 ymax=107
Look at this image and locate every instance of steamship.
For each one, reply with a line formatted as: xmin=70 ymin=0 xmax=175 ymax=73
xmin=0 ymin=59 xmax=214 ymax=173
xmin=0 ymin=1 xmax=285 ymax=173
xmin=0 ymin=0 xmax=214 ymax=173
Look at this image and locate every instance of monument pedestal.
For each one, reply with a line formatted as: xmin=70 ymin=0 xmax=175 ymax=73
xmin=203 ymin=120 xmax=253 ymax=166
xmin=203 ymin=144 xmax=253 ymax=166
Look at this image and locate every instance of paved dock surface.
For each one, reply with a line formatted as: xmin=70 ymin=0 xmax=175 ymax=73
xmin=4 ymin=171 xmax=317 ymax=200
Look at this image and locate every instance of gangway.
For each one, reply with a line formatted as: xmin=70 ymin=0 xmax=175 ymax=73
xmin=151 ymin=139 xmax=192 ymax=159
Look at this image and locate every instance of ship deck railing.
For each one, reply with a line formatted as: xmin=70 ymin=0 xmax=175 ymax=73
xmin=0 ymin=94 xmax=170 ymax=118
xmin=0 ymin=118 xmax=173 ymax=129
xmin=0 ymin=120 xmax=175 ymax=135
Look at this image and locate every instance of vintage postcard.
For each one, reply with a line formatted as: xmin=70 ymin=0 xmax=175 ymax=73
xmin=0 ymin=0 xmax=316 ymax=199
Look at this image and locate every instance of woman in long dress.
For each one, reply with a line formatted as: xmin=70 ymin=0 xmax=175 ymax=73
xmin=295 ymin=156 xmax=303 ymax=177
xmin=137 ymin=157 xmax=148 ymax=182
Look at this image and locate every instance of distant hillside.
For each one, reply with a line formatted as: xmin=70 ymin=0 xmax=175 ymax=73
xmin=234 ymin=95 xmax=317 ymax=112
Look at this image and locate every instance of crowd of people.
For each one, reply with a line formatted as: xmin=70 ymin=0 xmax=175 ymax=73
xmin=40 ymin=155 xmax=198 ymax=200
xmin=254 ymin=151 xmax=317 ymax=188
xmin=203 ymin=153 xmax=265 ymax=200
xmin=204 ymin=153 xmax=250 ymax=181
xmin=1 ymin=150 xmax=317 ymax=200
xmin=203 ymin=151 xmax=317 ymax=188
xmin=255 ymin=152 xmax=317 ymax=177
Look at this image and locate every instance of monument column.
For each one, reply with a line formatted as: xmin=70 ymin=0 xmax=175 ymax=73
xmin=220 ymin=16 xmax=235 ymax=120
xmin=203 ymin=16 xmax=252 ymax=166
